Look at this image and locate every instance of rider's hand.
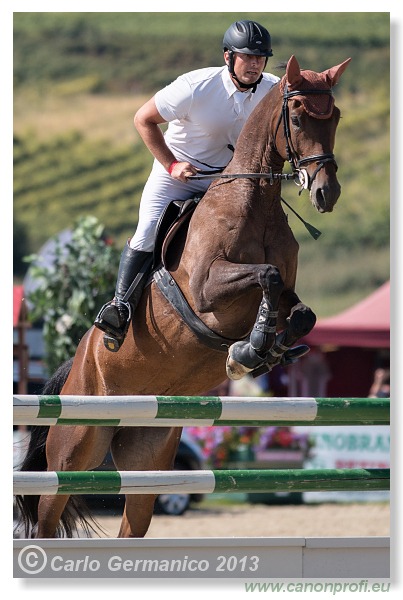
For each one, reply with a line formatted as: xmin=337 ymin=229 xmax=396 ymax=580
xmin=168 ymin=161 xmax=199 ymax=182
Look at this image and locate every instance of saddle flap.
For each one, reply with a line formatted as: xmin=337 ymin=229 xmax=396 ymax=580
xmin=153 ymin=197 xmax=201 ymax=269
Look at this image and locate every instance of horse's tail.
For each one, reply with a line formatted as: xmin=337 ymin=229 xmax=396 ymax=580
xmin=14 ymin=358 xmax=101 ymax=538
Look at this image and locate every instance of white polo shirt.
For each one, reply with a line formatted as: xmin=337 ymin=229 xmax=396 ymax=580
xmin=154 ymin=66 xmax=280 ymax=170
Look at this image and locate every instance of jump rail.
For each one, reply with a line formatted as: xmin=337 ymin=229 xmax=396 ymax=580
xmin=13 ymin=395 xmax=390 ymax=426
xmin=13 ymin=394 xmax=390 ymax=580
xmin=13 ymin=468 xmax=390 ymax=495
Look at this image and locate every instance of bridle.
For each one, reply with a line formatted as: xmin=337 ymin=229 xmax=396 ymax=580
xmin=274 ymin=84 xmax=338 ymax=192
xmin=189 ymin=83 xmax=338 ymax=192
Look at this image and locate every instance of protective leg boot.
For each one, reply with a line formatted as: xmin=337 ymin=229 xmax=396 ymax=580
xmin=94 ymin=244 xmax=153 ymax=352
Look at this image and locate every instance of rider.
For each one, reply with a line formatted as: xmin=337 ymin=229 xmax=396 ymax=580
xmin=95 ymin=19 xmax=280 ymax=352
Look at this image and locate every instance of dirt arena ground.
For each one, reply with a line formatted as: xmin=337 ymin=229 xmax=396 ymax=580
xmin=93 ymin=501 xmax=390 ymax=538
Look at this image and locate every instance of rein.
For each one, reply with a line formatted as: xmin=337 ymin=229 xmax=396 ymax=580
xmin=189 ymin=170 xmax=298 ymax=183
xmin=189 ymin=170 xmax=321 ymax=240
xmin=189 ymin=84 xmax=338 ymax=240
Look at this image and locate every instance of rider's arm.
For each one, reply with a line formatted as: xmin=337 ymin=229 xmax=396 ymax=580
xmin=134 ymin=97 xmax=197 ymax=182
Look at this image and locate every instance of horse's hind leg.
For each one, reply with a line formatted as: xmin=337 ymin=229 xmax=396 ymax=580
xmin=118 ymin=495 xmax=159 ymax=538
xmin=35 ymin=425 xmax=116 ymax=537
xmin=35 ymin=495 xmax=72 ymax=538
xmin=111 ymin=426 xmax=181 ymax=538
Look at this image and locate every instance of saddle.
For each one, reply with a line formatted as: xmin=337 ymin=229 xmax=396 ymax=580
xmin=152 ymin=195 xmax=201 ymax=270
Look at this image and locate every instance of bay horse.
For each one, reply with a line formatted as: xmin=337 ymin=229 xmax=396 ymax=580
xmin=15 ymin=55 xmax=351 ymax=538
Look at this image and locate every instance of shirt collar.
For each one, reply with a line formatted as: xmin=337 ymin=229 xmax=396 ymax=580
xmin=221 ymin=67 xmax=252 ymax=99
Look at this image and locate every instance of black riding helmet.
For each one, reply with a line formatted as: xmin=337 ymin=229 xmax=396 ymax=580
xmin=222 ymin=20 xmax=273 ymax=91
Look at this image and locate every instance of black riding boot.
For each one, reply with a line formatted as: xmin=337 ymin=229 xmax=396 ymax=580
xmin=94 ymin=244 xmax=153 ymax=352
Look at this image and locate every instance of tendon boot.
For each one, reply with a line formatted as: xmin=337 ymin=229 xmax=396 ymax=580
xmin=94 ymin=244 xmax=153 ymax=352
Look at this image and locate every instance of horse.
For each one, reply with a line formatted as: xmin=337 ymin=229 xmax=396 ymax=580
xmin=15 ymin=55 xmax=351 ymax=538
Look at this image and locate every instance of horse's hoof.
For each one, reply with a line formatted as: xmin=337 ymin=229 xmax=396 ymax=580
xmin=226 ymin=356 xmax=253 ymax=380
xmin=280 ymin=344 xmax=310 ymax=366
xmin=226 ymin=342 xmax=256 ymax=380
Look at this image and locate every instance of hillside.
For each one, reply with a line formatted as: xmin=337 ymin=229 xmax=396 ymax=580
xmin=13 ymin=12 xmax=390 ymax=316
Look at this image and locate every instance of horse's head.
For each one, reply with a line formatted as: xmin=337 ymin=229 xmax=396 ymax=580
xmin=277 ymin=55 xmax=351 ymax=213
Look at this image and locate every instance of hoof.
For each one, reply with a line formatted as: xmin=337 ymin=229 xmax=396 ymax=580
xmin=226 ymin=355 xmax=253 ymax=380
xmin=226 ymin=341 xmax=259 ymax=381
xmin=280 ymin=344 xmax=310 ymax=366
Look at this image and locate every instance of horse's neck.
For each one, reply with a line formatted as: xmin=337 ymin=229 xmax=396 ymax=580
xmin=221 ymin=88 xmax=285 ymax=220
xmin=228 ymin=86 xmax=284 ymax=175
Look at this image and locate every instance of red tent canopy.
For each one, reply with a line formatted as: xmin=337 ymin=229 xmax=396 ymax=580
xmin=305 ymin=281 xmax=390 ymax=348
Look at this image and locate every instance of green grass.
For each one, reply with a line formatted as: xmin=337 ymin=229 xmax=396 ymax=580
xmin=13 ymin=12 xmax=389 ymax=95
xmin=296 ymin=246 xmax=389 ymax=317
xmin=13 ymin=12 xmax=390 ymax=316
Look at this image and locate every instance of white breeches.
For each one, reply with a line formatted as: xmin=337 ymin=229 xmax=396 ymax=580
xmin=129 ymin=160 xmax=211 ymax=251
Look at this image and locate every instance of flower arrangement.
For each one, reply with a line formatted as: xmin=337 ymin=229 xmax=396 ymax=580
xmin=24 ymin=216 xmax=120 ymax=374
xmin=186 ymin=425 xmax=312 ymax=468
xmin=256 ymin=426 xmax=312 ymax=453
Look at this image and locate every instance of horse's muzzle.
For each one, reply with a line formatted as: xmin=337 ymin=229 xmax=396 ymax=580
xmin=311 ymin=179 xmax=341 ymax=213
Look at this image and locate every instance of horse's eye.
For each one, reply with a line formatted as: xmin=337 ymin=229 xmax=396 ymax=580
xmin=291 ymin=116 xmax=300 ymax=128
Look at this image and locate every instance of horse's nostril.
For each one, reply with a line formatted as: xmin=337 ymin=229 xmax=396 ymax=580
xmin=314 ymin=188 xmax=329 ymax=213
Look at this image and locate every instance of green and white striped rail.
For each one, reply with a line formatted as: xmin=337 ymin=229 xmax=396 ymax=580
xmin=13 ymin=468 xmax=390 ymax=495
xmin=13 ymin=395 xmax=390 ymax=427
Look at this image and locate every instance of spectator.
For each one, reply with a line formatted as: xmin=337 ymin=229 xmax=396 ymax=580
xmin=368 ymin=368 xmax=390 ymax=398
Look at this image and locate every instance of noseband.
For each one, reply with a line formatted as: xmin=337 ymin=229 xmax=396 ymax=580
xmin=275 ymin=84 xmax=338 ymax=192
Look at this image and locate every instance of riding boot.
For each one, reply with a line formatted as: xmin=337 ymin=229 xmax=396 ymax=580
xmin=94 ymin=244 xmax=153 ymax=352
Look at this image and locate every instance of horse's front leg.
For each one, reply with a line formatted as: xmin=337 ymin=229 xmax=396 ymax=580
xmin=232 ymin=290 xmax=317 ymax=381
xmin=226 ymin=286 xmax=316 ymax=380
xmin=263 ymin=289 xmax=317 ymax=370
xmin=224 ymin=263 xmax=283 ymax=380
xmin=190 ymin=259 xmax=284 ymax=380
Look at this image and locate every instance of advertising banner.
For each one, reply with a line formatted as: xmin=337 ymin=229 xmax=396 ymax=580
xmin=295 ymin=425 xmax=390 ymax=502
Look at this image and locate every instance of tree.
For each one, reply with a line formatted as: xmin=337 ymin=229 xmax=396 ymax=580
xmin=13 ymin=219 xmax=31 ymax=278
xmin=24 ymin=215 xmax=120 ymax=374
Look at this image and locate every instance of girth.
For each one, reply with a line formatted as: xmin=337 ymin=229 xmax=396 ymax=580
xmin=153 ymin=267 xmax=243 ymax=352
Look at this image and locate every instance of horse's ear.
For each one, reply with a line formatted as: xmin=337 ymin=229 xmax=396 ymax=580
xmin=323 ymin=58 xmax=352 ymax=87
xmin=286 ymin=55 xmax=303 ymax=88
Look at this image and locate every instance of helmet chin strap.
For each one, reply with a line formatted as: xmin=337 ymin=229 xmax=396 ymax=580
xmin=227 ymin=51 xmax=267 ymax=93
xmin=232 ymin=73 xmax=263 ymax=93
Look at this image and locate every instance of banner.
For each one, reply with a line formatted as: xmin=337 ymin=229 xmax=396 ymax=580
xmin=295 ymin=425 xmax=390 ymax=502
